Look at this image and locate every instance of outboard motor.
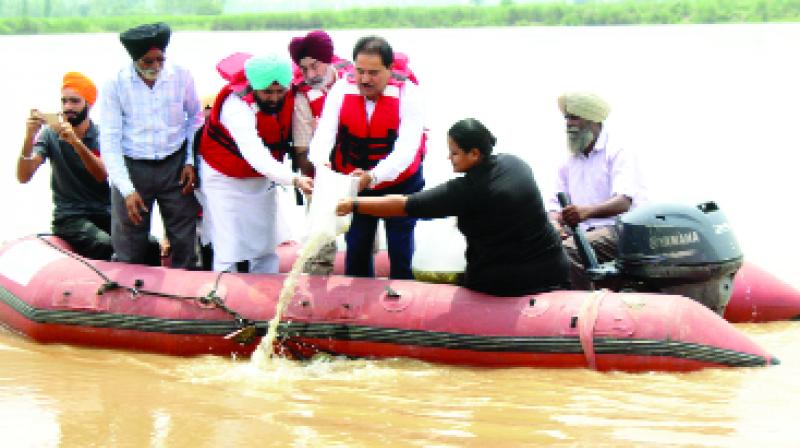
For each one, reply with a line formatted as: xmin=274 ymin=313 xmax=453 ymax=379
xmin=558 ymin=193 xmax=743 ymax=316
xmin=615 ymin=201 xmax=743 ymax=315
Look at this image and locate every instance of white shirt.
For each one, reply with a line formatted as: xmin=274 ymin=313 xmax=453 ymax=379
xmin=308 ymin=78 xmax=424 ymax=186
xmin=547 ymin=128 xmax=647 ymax=229
xmin=99 ymin=62 xmax=203 ymax=197
xmin=218 ymin=94 xmax=295 ymax=185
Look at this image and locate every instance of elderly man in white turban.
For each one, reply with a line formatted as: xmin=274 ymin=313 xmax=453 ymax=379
xmin=196 ymin=53 xmax=313 ymax=273
xmin=547 ymin=91 xmax=646 ymax=289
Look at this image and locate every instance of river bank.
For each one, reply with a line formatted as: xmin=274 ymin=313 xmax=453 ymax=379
xmin=2 ymin=24 xmax=799 ymax=446
xmin=2 ymin=0 xmax=800 ymax=35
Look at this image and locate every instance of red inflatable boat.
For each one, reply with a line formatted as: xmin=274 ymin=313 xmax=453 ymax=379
xmin=0 ymin=236 xmax=777 ymax=372
xmin=724 ymin=262 xmax=800 ymax=322
xmin=277 ymin=243 xmax=800 ymax=324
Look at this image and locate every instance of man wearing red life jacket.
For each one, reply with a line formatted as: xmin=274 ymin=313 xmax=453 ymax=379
xmin=309 ymin=35 xmax=426 ymax=279
xmin=289 ymin=29 xmax=353 ymax=275
xmin=197 ymin=53 xmax=313 ymax=273
xmin=289 ymin=29 xmax=353 ymax=177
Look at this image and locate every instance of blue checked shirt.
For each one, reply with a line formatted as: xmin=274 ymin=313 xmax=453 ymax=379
xmin=99 ymin=62 xmax=203 ymax=197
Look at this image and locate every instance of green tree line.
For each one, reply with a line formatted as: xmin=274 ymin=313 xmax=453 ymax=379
xmin=1 ymin=0 xmax=798 ymax=34
xmin=0 ymin=0 xmax=224 ymax=17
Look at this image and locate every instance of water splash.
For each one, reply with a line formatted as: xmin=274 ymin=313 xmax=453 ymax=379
xmin=253 ymin=233 xmax=333 ymax=365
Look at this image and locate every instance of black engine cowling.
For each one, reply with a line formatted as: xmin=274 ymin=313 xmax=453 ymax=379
xmin=614 ymin=201 xmax=743 ymax=314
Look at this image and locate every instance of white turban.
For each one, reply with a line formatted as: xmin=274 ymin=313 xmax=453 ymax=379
xmin=558 ymin=91 xmax=610 ymax=123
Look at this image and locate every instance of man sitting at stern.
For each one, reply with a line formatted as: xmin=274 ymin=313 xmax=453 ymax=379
xmin=547 ymin=91 xmax=646 ymax=289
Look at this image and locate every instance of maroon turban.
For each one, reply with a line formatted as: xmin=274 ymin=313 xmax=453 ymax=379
xmin=288 ymin=30 xmax=334 ymax=65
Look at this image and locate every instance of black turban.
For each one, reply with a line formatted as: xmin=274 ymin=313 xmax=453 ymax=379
xmin=120 ymin=22 xmax=171 ymax=61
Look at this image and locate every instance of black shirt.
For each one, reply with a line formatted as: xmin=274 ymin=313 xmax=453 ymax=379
xmin=33 ymin=122 xmax=111 ymax=219
xmin=406 ymin=153 xmax=567 ymax=295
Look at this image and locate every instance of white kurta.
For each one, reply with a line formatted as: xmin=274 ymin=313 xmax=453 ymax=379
xmin=197 ymin=93 xmax=296 ymax=271
xmin=197 ymin=159 xmax=279 ymax=266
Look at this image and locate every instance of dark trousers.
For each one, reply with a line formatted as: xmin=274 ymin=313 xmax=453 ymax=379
xmin=52 ymin=214 xmax=114 ymax=261
xmin=345 ymin=213 xmax=417 ymax=279
xmin=562 ymin=225 xmax=619 ymax=289
xmin=53 ymin=214 xmax=161 ymax=265
xmin=111 ymin=148 xmax=199 ymax=269
xmin=344 ymin=170 xmax=423 ymax=279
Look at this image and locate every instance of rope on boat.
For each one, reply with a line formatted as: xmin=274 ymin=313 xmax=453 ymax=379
xmin=578 ymin=289 xmax=608 ymax=370
xmin=0 ymin=280 xmax=778 ymax=367
xmin=34 ymin=234 xmax=256 ymax=343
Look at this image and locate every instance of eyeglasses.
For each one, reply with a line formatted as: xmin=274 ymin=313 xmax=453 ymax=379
xmin=61 ymin=96 xmax=83 ymax=105
xmin=140 ymin=56 xmax=166 ymax=65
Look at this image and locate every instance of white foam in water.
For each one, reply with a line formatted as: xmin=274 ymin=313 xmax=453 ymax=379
xmin=254 ymin=233 xmax=332 ymax=364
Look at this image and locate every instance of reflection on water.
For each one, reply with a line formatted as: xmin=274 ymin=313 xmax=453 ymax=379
xmin=1 ymin=24 xmax=799 ymax=446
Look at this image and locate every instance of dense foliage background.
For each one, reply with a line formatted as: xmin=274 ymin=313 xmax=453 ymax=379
xmin=1 ymin=0 xmax=797 ymax=34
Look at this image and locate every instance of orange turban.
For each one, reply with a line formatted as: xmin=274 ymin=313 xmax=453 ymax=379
xmin=62 ymin=72 xmax=97 ymax=106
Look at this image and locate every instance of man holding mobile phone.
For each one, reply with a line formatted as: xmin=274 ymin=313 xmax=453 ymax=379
xmin=16 ymin=72 xmax=114 ymax=260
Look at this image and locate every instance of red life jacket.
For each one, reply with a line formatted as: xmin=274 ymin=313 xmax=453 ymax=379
xmin=331 ymin=75 xmax=425 ymax=190
xmin=292 ymin=53 xmax=417 ymax=119
xmin=293 ymin=56 xmax=353 ymax=119
xmin=199 ymin=84 xmax=294 ymax=178
xmin=391 ymin=52 xmax=418 ymax=85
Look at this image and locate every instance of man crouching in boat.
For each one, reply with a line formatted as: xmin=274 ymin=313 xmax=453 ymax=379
xmin=16 ymin=72 xmax=114 ymax=260
xmin=336 ymin=118 xmax=571 ymax=296
xmin=196 ymin=53 xmax=313 ymax=273
xmin=546 ymin=91 xmax=646 ymax=289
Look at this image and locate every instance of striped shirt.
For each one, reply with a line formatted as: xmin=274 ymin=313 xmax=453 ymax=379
xmin=99 ymin=62 xmax=203 ymax=197
xmin=292 ymin=64 xmax=339 ymax=148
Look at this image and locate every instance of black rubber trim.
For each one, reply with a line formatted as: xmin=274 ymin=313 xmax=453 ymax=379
xmin=0 ymin=286 xmax=777 ymax=367
xmin=0 ymin=286 xmax=238 ymax=335
xmin=283 ymin=322 xmax=778 ymax=367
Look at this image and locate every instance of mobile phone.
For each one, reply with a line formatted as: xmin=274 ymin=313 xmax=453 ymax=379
xmin=41 ymin=112 xmax=62 ymax=128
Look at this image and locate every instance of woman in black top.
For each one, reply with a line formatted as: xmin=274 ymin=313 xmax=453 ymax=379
xmin=336 ymin=118 xmax=570 ymax=296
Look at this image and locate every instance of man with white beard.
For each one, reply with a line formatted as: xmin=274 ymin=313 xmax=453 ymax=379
xmin=100 ymin=22 xmax=204 ymax=269
xmin=288 ymin=29 xmax=353 ymax=275
xmin=547 ymin=91 xmax=646 ymax=289
xmin=289 ymin=29 xmax=352 ymax=177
